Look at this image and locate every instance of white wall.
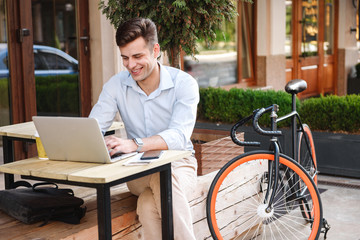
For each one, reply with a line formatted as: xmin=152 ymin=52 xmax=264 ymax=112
xmin=256 ymin=0 xmax=286 ymax=91
xmin=257 ymin=0 xmax=268 ymax=56
xmin=89 ymin=1 xmax=125 ymax=106
xmin=338 ymin=0 xmax=358 ymax=49
xmin=257 ymin=0 xmax=286 ymax=56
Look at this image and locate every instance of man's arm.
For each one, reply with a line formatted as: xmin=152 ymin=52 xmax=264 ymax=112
xmin=89 ymin=78 xmax=119 ymax=133
xmin=105 ymin=135 xmax=168 ymax=155
xmin=157 ymin=73 xmax=199 ymax=150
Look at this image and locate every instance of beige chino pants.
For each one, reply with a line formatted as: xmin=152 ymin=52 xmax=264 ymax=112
xmin=127 ymin=155 xmax=197 ymax=240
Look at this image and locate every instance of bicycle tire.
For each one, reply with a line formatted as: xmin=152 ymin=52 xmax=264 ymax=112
xmin=206 ymin=151 xmax=323 ymax=240
xmin=298 ymin=124 xmax=317 ymax=184
xmin=298 ymin=124 xmax=318 ymax=221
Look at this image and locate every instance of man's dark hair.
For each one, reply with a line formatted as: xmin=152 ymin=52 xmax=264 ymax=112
xmin=116 ymin=18 xmax=158 ymax=49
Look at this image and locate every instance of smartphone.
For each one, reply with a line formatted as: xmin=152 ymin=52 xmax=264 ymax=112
xmin=140 ymin=150 xmax=164 ymax=160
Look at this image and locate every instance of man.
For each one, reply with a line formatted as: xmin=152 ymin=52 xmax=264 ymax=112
xmin=89 ymin=18 xmax=199 ymax=240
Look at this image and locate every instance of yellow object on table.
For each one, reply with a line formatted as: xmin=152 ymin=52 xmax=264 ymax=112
xmin=35 ymin=136 xmax=48 ymax=160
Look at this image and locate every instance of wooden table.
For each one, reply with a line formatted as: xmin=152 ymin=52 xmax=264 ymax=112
xmin=0 ymin=121 xmax=124 ymax=189
xmin=0 ymin=150 xmax=191 ymax=240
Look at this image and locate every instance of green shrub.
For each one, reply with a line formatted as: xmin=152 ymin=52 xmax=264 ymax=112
xmin=198 ymin=87 xmax=299 ymax=127
xmin=300 ymin=94 xmax=360 ymax=133
xmin=199 ymin=87 xmax=360 ymax=133
xmin=0 ymin=75 xmax=80 ymax=117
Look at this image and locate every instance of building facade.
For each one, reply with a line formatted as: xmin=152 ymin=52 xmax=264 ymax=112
xmin=0 ymin=0 xmax=358 ymax=129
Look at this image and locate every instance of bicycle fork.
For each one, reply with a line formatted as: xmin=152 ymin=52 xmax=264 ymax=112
xmin=263 ymin=106 xmax=281 ymax=212
xmin=263 ymin=141 xmax=281 ymax=212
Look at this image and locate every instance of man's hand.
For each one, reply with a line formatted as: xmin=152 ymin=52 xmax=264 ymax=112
xmin=105 ymin=135 xmax=137 ymax=155
xmin=105 ymin=135 xmax=168 ymax=156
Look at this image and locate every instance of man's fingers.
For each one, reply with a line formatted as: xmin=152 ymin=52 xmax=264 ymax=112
xmin=105 ymin=136 xmax=119 ymax=150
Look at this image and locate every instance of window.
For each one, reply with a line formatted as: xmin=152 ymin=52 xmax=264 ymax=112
xmin=184 ymin=1 xmax=254 ymax=88
xmin=324 ymin=0 xmax=334 ymax=55
xmin=285 ymin=0 xmax=293 ymax=58
xmin=301 ymin=0 xmax=318 ymax=57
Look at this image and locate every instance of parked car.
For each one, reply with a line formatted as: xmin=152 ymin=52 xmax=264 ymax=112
xmin=184 ymin=52 xmax=237 ymax=88
xmin=0 ymin=44 xmax=78 ymax=78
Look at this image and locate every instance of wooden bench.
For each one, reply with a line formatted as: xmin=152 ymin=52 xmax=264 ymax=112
xmin=0 ymin=161 xmax=262 ymax=240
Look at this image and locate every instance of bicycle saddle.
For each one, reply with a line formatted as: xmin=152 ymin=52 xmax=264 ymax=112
xmin=285 ymin=79 xmax=307 ymax=94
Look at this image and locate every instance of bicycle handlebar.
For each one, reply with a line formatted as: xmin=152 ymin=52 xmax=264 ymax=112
xmin=253 ymin=106 xmax=282 ymax=137
xmin=230 ymin=105 xmax=282 ymax=147
xmin=231 ymin=115 xmax=261 ymax=147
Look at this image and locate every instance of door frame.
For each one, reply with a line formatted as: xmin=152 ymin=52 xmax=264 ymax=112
xmin=7 ymin=0 xmax=36 ymax=124
xmin=77 ymin=0 xmax=92 ymax=117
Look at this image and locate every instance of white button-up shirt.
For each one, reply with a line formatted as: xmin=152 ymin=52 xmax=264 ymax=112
xmin=89 ymin=63 xmax=199 ymax=151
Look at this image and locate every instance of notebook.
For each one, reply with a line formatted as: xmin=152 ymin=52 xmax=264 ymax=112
xmin=32 ymin=116 xmax=137 ymax=163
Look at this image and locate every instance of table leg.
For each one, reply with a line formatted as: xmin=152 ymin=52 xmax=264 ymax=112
xmin=96 ymin=184 xmax=112 ymax=240
xmin=2 ymin=136 xmax=14 ymax=189
xmin=160 ymin=163 xmax=174 ymax=240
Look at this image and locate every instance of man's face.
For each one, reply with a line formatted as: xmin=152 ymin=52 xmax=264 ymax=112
xmin=120 ymin=37 xmax=160 ymax=82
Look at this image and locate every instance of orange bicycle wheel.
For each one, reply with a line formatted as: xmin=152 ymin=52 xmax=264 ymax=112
xmin=298 ymin=124 xmax=318 ymax=221
xmin=298 ymin=124 xmax=317 ymax=183
xmin=206 ymin=151 xmax=322 ymax=240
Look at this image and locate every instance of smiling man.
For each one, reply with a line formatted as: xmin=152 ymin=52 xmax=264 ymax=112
xmin=89 ymin=18 xmax=199 ymax=240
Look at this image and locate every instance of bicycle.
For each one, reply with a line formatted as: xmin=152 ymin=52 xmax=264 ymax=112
xmin=206 ymin=79 xmax=329 ymax=240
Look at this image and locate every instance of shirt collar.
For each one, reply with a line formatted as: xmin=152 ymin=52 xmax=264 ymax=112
xmin=122 ymin=62 xmax=174 ymax=92
xmin=158 ymin=63 xmax=175 ymax=91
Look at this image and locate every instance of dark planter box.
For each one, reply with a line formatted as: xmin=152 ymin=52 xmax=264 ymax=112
xmin=195 ymin=122 xmax=360 ymax=178
xmin=312 ymin=131 xmax=360 ymax=178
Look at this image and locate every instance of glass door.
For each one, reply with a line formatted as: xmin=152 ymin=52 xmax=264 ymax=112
xmin=2 ymin=0 xmax=91 ymax=160
xmin=298 ymin=0 xmax=320 ymax=96
xmin=301 ymin=0 xmax=319 ymax=57
xmin=286 ymin=0 xmax=336 ymax=97
xmin=32 ymin=0 xmax=80 ymax=117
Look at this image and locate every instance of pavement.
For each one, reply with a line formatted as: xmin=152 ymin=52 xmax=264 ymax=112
xmin=317 ymin=174 xmax=360 ymax=240
xmin=0 ymin=145 xmax=359 ymax=239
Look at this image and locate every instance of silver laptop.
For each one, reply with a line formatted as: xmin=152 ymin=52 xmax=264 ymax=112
xmin=32 ymin=116 xmax=137 ymax=163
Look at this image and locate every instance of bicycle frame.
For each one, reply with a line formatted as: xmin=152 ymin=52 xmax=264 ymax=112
xmin=230 ymin=94 xmax=317 ymax=211
xmin=276 ymin=92 xmax=316 ymax=178
xmin=259 ymin=100 xmax=317 ymax=212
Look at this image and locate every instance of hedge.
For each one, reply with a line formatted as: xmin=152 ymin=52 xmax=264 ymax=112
xmin=36 ymin=75 xmax=80 ymax=116
xmin=198 ymin=87 xmax=360 ymax=133
xmin=300 ymin=94 xmax=360 ymax=133
xmin=0 ymin=75 xmax=80 ymax=117
xmin=198 ymin=87 xmax=300 ymax=127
